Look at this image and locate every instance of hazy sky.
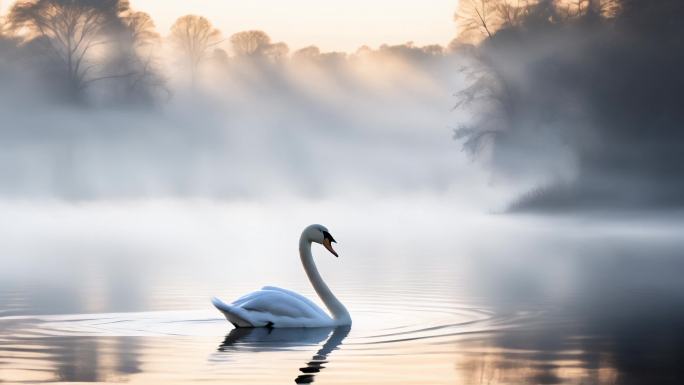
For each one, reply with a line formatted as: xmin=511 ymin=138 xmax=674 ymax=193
xmin=131 ymin=0 xmax=458 ymax=52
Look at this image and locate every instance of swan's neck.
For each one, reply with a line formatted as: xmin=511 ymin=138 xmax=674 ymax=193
xmin=299 ymin=236 xmax=350 ymax=324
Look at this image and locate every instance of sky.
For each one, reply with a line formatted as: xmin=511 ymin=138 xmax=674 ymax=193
xmin=130 ymin=0 xmax=458 ymax=52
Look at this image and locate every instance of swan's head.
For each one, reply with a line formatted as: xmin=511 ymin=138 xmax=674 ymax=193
xmin=304 ymin=224 xmax=338 ymax=257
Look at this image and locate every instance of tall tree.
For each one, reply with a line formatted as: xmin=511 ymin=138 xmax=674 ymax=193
xmin=293 ymin=45 xmax=321 ymax=61
xmin=123 ymin=11 xmax=158 ymax=49
xmin=455 ymin=0 xmax=502 ymax=42
xmin=496 ymin=0 xmax=531 ymax=27
xmin=169 ymin=15 xmax=221 ymax=84
xmin=554 ymin=0 xmax=620 ymax=19
xmin=8 ymin=0 xmax=132 ymax=98
xmin=263 ymin=41 xmax=289 ymax=62
xmin=109 ymin=10 xmax=165 ymax=102
xmin=230 ymin=30 xmax=271 ymax=57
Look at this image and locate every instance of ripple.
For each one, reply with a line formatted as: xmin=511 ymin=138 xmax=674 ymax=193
xmin=0 ymin=292 xmax=528 ymax=346
xmin=0 ymin=290 xmax=542 ymax=384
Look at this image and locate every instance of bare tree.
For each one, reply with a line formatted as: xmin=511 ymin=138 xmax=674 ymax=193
xmin=169 ymin=15 xmax=222 ymax=84
xmin=230 ymin=30 xmax=271 ymax=56
xmin=124 ymin=11 xmax=158 ymax=49
xmin=115 ymin=11 xmax=165 ymax=100
xmin=8 ymin=0 xmax=131 ymax=98
xmin=497 ymin=0 xmax=532 ymax=27
xmin=455 ymin=0 xmax=503 ymax=42
xmin=453 ymin=53 xmax=518 ymax=157
xmin=554 ymin=0 xmax=620 ymax=19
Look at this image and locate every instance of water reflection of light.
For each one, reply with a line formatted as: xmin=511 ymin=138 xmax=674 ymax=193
xmin=1 ymin=201 xmax=684 ymax=383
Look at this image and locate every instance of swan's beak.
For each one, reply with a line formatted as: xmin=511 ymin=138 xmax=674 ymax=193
xmin=323 ymin=238 xmax=338 ymax=257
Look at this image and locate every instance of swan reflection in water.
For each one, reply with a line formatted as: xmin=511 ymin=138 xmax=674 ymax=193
xmin=216 ymin=325 xmax=351 ymax=384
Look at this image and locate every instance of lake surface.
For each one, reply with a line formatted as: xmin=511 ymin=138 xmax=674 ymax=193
xmin=1 ymin=200 xmax=683 ymax=384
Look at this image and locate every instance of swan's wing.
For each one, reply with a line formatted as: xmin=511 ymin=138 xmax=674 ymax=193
xmin=234 ymin=290 xmax=326 ymax=320
xmin=231 ymin=287 xmax=328 ymax=319
xmin=260 ymin=286 xmax=329 ymax=319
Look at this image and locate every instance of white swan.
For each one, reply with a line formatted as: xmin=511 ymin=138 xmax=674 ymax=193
xmin=212 ymin=224 xmax=351 ymax=328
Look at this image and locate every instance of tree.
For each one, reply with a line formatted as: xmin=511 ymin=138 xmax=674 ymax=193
xmin=293 ymin=45 xmax=320 ymax=61
xmin=8 ymin=0 xmax=132 ymax=99
xmin=455 ymin=0 xmax=541 ymax=42
xmin=112 ymin=10 xmax=165 ymax=102
xmin=497 ymin=0 xmax=531 ymax=27
xmin=555 ymin=0 xmax=620 ymax=19
xmin=230 ymin=30 xmax=271 ymax=56
xmin=453 ymin=57 xmax=514 ymax=157
xmin=455 ymin=0 xmax=502 ymax=42
xmin=421 ymin=44 xmax=445 ymax=56
xmin=263 ymin=41 xmax=289 ymax=62
xmin=169 ymin=15 xmax=222 ymax=84
xmin=123 ymin=11 xmax=158 ymax=49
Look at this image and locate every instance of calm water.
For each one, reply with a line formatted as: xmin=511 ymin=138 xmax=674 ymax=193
xmin=1 ymin=201 xmax=683 ymax=384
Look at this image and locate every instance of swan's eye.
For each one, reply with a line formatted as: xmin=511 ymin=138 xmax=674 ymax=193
xmin=322 ymin=230 xmax=336 ymax=243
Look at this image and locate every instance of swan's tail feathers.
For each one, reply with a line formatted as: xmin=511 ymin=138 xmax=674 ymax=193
xmin=212 ymin=297 xmax=254 ymax=328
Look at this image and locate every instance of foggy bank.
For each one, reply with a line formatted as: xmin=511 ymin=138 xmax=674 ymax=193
xmin=453 ymin=0 xmax=684 ymax=212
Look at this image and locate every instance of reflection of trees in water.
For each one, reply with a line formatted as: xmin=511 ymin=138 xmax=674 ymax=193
xmin=53 ymin=337 xmax=100 ymax=382
xmin=0 ymin=251 xmax=148 ymax=382
xmin=54 ymin=337 xmax=142 ymax=382
xmin=457 ymin=327 xmax=603 ymax=385
xmin=54 ymin=336 xmax=141 ymax=382
xmin=456 ymin=318 xmax=684 ymax=385
xmin=114 ymin=337 xmax=143 ymax=376
xmin=456 ymin=250 xmax=684 ymax=385
xmin=0 ymin=335 xmax=143 ymax=382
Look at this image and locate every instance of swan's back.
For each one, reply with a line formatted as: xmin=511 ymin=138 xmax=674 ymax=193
xmin=213 ymin=287 xmax=333 ymax=328
xmin=259 ymin=286 xmax=329 ymax=318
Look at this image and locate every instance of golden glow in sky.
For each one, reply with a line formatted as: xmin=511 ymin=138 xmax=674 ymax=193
xmin=130 ymin=0 xmax=457 ymax=52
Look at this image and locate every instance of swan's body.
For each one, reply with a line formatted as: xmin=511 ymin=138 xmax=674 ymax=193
xmin=212 ymin=224 xmax=351 ymax=328
xmin=212 ymin=286 xmax=335 ymax=328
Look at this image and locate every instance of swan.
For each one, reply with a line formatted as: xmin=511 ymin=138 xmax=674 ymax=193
xmin=212 ymin=224 xmax=351 ymax=328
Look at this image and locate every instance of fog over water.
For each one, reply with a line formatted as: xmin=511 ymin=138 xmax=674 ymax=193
xmin=0 ymin=51 xmax=508 ymax=205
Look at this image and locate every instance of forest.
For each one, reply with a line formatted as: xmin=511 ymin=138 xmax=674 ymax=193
xmin=0 ymin=0 xmax=448 ymax=104
xmin=0 ymin=0 xmax=682 ymax=210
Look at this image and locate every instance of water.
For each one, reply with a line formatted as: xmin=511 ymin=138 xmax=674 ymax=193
xmin=1 ymin=200 xmax=683 ymax=384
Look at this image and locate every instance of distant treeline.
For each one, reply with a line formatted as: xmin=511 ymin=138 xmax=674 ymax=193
xmin=452 ymin=0 xmax=684 ymax=210
xmin=0 ymin=0 xmax=452 ymax=105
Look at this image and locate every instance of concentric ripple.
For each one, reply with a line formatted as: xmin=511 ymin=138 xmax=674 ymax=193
xmin=0 ymin=279 xmax=542 ymax=384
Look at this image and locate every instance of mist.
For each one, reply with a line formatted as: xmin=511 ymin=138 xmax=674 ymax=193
xmin=2 ymin=0 xmax=682 ymax=212
xmin=0 ymin=3 xmax=505 ymax=206
xmin=452 ymin=0 xmax=684 ymax=211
